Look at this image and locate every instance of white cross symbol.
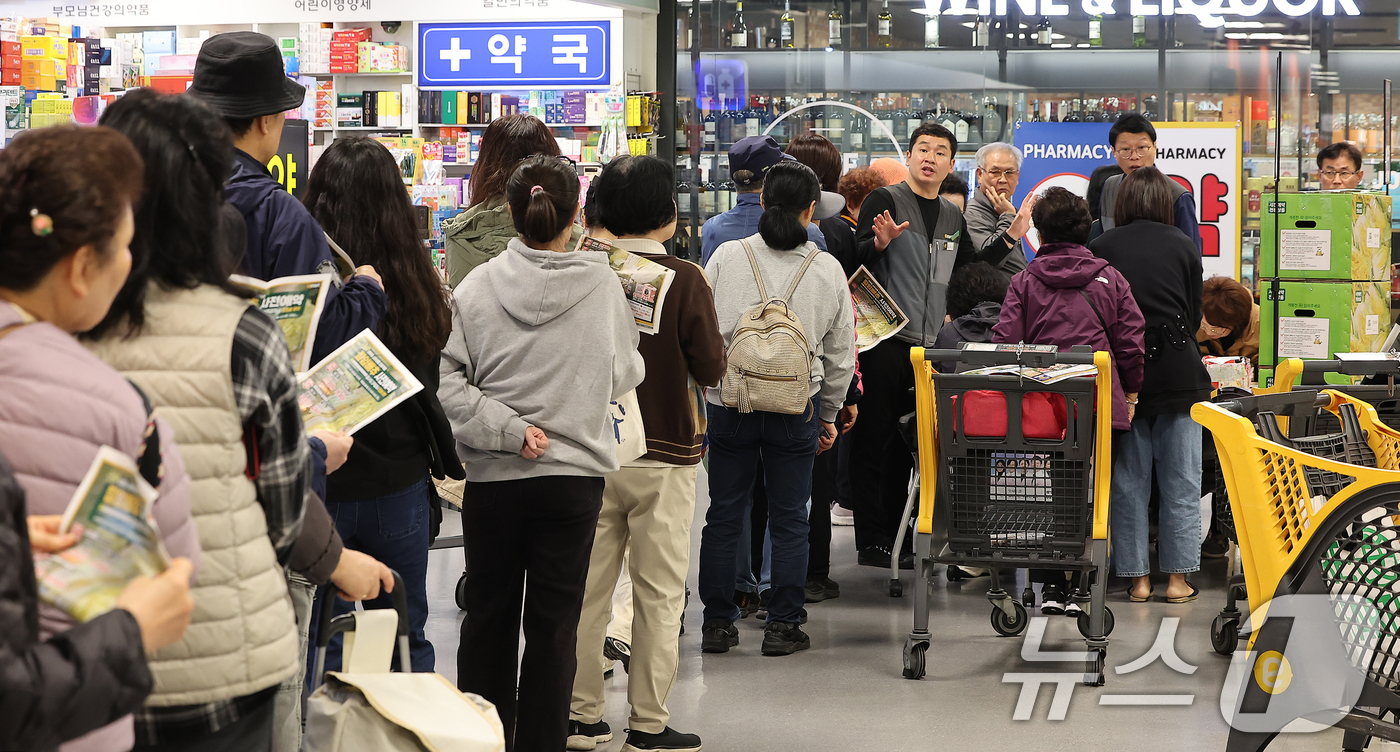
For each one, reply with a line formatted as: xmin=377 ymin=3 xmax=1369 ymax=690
xmin=439 ymin=38 xmax=472 ymax=71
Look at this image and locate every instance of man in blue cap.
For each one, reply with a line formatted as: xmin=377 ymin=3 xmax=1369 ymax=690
xmin=700 ymin=135 xmax=842 ymax=265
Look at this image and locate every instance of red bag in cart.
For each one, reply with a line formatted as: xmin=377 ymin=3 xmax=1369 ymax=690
xmin=955 ymin=390 xmax=1067 ymax=441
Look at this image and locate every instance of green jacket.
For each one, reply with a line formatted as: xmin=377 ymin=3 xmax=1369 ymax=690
xmin=444 ymin=197 xmax=584 ymax=289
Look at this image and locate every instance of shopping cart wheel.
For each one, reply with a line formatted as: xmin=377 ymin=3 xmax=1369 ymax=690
xmin=1076 ymin=607 xmax=1115 ymax=639
xmin=1021 ymin=586 xmax=1036 ymax=610
xmin=889 ymin=579 xmax=903 ymax=598
xmin=1084 ymin=647 xmax=1106 ymax=687
xmin=990 ymin=602 xmax=1029 ymax=637
xmin=455 ymin=572 xmax=468 ymax=611
xmin=1210 ymin=613 xmax=1240 ymax=655
xmin=902 ymin=644 xmax=927 ymax=680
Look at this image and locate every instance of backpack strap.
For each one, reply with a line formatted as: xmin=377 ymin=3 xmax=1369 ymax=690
xmin=1077 ymin=289 xmax=1111 ymax=338
xmin=740 ymin=238 xmax=770 ymax=301
xmin=780 ymin=247 xmax=821 ymax=303
xmin=124 ymin=380 xmax=165 ymax=490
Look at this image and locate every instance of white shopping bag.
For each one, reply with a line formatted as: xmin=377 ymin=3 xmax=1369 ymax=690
xmin=608 ymin=390 xmax=648 ymax=464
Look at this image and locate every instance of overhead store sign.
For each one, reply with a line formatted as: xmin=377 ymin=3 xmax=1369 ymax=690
xmin=418 ymin=21 xmax=610 ymax=89
xmin=1012 ymin=120 xmax=1241 ymax=282
xmin=13 ymin=0 xmax=625 ymax=25
xmin=935 ymin=0 xmax=1359 ymax=25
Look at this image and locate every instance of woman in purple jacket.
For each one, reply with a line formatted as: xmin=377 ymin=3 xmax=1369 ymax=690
xmin=992 ymin=187 xmax=1145 ymax=615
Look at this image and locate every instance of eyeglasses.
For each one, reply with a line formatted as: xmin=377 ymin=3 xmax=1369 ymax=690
xmin=1320 ymin=169 xmax=1358 ymax=179
xmin=1115 ymin=145 xmax=1155 ymax=158
xmin=984 ymin=169 xmax=1019 ymax=180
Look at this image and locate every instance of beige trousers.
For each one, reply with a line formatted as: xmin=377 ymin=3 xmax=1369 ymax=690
xmin=606 ymin=549 xmax=633 ymax=645
xmin=571 ymin=463 xmax=698 ymax=734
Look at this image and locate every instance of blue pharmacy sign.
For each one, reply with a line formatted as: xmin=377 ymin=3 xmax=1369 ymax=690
xmin=418 ymin=21 xmax=611 ymax=90
xmin=1011 ymin=121 xmax=1115 ymax=255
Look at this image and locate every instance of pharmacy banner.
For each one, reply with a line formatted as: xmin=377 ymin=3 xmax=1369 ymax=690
xmin=1012 ymin=121 xmax=1243 ymax=281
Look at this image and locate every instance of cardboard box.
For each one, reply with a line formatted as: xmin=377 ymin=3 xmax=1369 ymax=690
xmin=336 ymin=93 xmax=363 ymax=128
xmin=21 ymin=72 xmax=56 ymax=90
xmin=142 ymin=30 xmax=176 ymax=55
xmin=1260 ymin=280 xmax=1391 ymax=381
xmin=1 ymin=41 xmax=19 ymax=56
xmin=21 ymin=35 xmax=66 ymax=60
xmin=2 ymin=54 xmax=21 ymax=70
xmin=1260 ymin=192 xmax=1393 ymax=281
xmin=329 ymin=40 xmax=359 ymax=53
xmin=333 ymin=28 xmax=373 ymax=42
xmin=0 ymin=69 xmax=18 ymax=85
xmin=21 ymin=57 xmax=54 ymax=76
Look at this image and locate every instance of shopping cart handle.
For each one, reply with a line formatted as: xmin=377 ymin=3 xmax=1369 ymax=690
xmin=921 ymin=345 xmax=1097 ymax=368
xmin=314 ymin=569 xmax=409 ymax=649
xmin=1213 ymin=390 xmax=1330 ymax=418
xmin=1301 ymin=358 xmax=1400 ymax=377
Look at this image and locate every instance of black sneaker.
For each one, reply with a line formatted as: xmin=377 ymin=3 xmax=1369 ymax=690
xmin=731 ymin=590 xmax=759 ymax=619
xmin=857 ymin=544 xmax=893 ymax=568
xmin=755 ymin=589 xmax=771 ymax=620
xmin=567 ymin=720 xmax=613 ymax=751
xmin=805 ymin=577 xmax=840 ymax=602
xmin=700 ymin=619 xmax=738 ymax=653
xmin=1202 ymin=532 xmax=1230 ymax=559
xmin=761 ymin=621 xmax=811 ymax=656
xmin=622 ymin=726 xmax=702 ymax=752
xmin=1040 ymin=584 xmax=1066 ymax=616
xmin=603 ymin=636 xmax=631 ymax=674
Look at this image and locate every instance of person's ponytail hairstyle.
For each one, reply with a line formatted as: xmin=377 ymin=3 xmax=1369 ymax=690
xmin=759 ymin=161 xmax=820 ymax=251
xmin=507 ymin=154 xmax=579 ymax=246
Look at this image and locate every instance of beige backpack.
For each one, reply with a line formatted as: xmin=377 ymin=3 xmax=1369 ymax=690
xmin=720 ymin=240 xmax=818 ymax=415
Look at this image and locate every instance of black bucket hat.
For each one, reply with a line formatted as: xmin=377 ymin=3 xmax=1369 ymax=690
xmin=188 ymin=31 xmax=306 ymax=119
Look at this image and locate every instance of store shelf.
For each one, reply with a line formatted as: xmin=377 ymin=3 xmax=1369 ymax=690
xmin=306 ymin=71 xmax=414 ymax=77
xmin=312 ymin=126 xmax=415 ymax=132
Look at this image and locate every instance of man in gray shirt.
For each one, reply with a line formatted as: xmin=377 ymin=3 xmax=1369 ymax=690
xmin=965 ymin=142 xmax=1030 ymax=282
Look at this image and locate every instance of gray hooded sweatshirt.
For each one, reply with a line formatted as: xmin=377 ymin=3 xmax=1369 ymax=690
xmin=438 ymin=237 xmax=646 ymax=483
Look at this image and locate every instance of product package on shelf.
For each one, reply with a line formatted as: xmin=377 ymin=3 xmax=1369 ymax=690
xmin=336 ymin=93 xmax=363 ymax=128
xmin=1260 ymin=191 xmax=1393 ymax=282
xmin=1260 ymin=280 xmax=1391 ymax=384
xmin=376 ymin=137 xmax=424 ymax=185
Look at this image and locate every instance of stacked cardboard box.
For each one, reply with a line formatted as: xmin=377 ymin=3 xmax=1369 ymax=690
xmin=29 ymin=94 xmax=72 ymax=127
xmin=313 ymin=79 xmax=333 ymax=129
xmin=298 ymin=23 xmax=333 ymax=75
xmin=20 ymin=34 xmax=65 ymax=91
xmin=357 ymin=42 xmax=406 ymax=73
xmin=1 ymin=41 xmax=18 ymax=85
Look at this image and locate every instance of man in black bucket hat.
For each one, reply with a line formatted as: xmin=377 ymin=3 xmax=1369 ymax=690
xmin=189 ymin=31 xmax=386 ymax=366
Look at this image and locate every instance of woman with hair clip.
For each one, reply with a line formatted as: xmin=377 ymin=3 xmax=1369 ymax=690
xmin=1090 ymin=166 xmax=1211 ymax=604
xmin=440 ymin=154 xmax=644 ymax=752
xmin=697 ymin=161 xmax=856 ymax=658
xmin=89 ymin=89 xmax=392 ymax=752
xmin=302 ymin=137 xmax=463 ymax=676
xmin=443 ymin=114 xmax=583 ymax=288
xmin=0 ymin=123 xmax=197 ymax=752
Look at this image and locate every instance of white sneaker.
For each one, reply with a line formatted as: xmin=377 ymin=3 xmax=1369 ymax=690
xmin=831 ymin=503 xmax=855 ymax=526
xmin=1065 ymin=600 xmax=1084 ymax=617
xmin=1040 ymin=586 xmax=1065 ymax=616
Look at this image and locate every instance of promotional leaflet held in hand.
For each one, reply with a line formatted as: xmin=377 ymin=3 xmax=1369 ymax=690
xmin=232 ymin=273 xmax=333 ymax=373
xmin=298 ymin=328 xmax=424 ymax=436
xmin=849 ymin=265 xmax=909 ymax=352
xmin=577 ymin=234 xmax=676 ymax=335
xmin=33 ymin=446 xmax=170 ymax=623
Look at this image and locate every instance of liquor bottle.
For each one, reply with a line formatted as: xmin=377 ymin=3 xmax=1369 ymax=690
xmin=963 ymin=106 xmax=981 ymax=149
xmin=907 ymin=97 xmax=923 ymax=138
xmin=744 ymin=97 xmax=762 ymax=140
xmin=676 ymin=177 xmax=692 ymax=216
xmin=828 ymin=4 xmax=843 ymax=48
xmin=975 ymin=18 xmax=990 ymax=47
xmin=877 ymin=0 xmax=893 ymax=48
xmin=716 ymin=97 xmax=734 ymax=145
xmin=892 ymin=99 xmax=909 ymax=144
xmin=848 ymin=107 xmax=866 ymax=150
xmin=726 ymin=1 xmax=750 ymax=48
xmin=924 ymin=9 xmax=941 ymax=48
xmin=1063 ymin=98 xmax=1082 ymax=122
xmin=731 ymin=99 xmax=748 ymax=141
xmin=827 ymin=105 xmax=846 ymax=148
xmin=1036 ymin=17 xmax=1052 ymax=47
xmin=938 ymin=105 xmax=959 ymax=134
xmin=980 ymin=96 xmax=1002 ymax=143
xmin=780 ymin=0 xmax=796 ymax=48
xmin=699 ymin=173 xmax=715 ymax=216
xmin=1133 ymin=15 xmax=1146 ymax=47
xmin=954 ymin=110 xmax=970 ymax=145
xmin=876 ymin=94 xmax=895 ymax=142
xmin=703 ymin=104 xmax=717 ymax=148
xmin=1083 ymin=98 xmax=1100 ymax=123
xmin=1089 ymin=14 xmax=1103 ymax=47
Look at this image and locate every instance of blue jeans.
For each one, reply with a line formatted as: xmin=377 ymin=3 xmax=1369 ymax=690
xmin=309 ymin=475 xmax=435 ymax=675
xmin=700 ymin=401 xmax=819 ymax=625
xmin=759 ymin=499 xmax=811 ymax=594
xmin=1110 ymin=413 xmax=1203 ymax=578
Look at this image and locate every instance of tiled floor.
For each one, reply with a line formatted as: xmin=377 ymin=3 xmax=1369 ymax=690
xmin=421 ymin=468 xmax=1346 ymax=751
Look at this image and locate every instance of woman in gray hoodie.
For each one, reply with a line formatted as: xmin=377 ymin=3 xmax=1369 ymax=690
xmin=439 ymin=154 xmax=645 ymax=752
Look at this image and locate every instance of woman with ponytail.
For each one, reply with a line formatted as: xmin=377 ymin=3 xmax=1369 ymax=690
xmin=438 ymin=154 xmax=644 ymax=752
xmin=697 ymin=160 xmax=856 ymax=657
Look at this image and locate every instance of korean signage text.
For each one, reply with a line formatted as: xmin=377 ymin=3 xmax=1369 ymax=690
xmin=418 ymin=21 xmax=611 ymax=90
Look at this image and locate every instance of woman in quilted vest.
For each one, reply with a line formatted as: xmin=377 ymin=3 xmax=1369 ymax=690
xmin=698 ymin=161 xmax=856 ymax=658
xmin=0 ymin=124 xmax=199 ymax=752
xmin=85 ymin=89 xmax=392 ymax=752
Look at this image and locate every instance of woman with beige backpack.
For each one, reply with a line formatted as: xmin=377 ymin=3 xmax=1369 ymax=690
xmin=697 ymin=160 xmax=856 ymax=658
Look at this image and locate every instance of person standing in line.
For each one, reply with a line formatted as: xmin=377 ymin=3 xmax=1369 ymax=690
xmin=0 ymin=124 xmax=198 ymax=752
xmin=1097 ymin=114 xmax=1200 ymax=250
xmin=938 ymin=172 xmax=969 ymax=212
xmin=698 ymin=161 xmax=856 ymax=658
xmin=1089 ymin=167 xmax=1211 ymax=604
xmin=188 ymin=31 xmax=386 ymax=366
xmin=1316 ymin=141 xmax=1365 ymax=190
xmin=700 ymin=135 xmax=835 ymax=265
xmin=965 ymin=143 xmax=1030 ymax=283
xmin=992 ymin=187 xmax=1146 ymax=616
xmin=302 ymin=137 xmax=465 ymax=676
xmin=567 ymin=155 xmax=725 ymax=752
xmin=441 ymin=155 xmax=644 ymax=752
xmin=848 ymin=123 xmax=1033 ymax=570
xmin=88 ymin=90 xmax=393 ymax=752
xmin=444 ymin=114 xmax=583 ymax=287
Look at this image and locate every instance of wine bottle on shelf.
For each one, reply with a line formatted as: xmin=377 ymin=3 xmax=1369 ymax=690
xmin=1028 ymin=99 xmax=1040 ymax=122
xmin=676 ymin=178 xmax=692 ymax=216
xmin=1089 ymin=14 xmax=1103 ymax=47
xmin=1133 ymin=15 xmax=1146 ymax=47
xmin=703 ymin=104 xmax=717 ymax=148
xmin=876 ymin=94 xmax=895 ymax=142
xmin=907 ymin=97 xmax=923 ymax=138
xmin=726 ymin=1 xmax=750 ymax=49
xmin=780 ymin=0 xmax=796 ymax=48
xmin=954 ymin=110 xmax=970 ymax=145
xmin=828 ymin=5 xmax=843 ymax=48
xmin=980 ymin=96 xmax=1002 ymax=144
xmin=892 ymin=99 xmax=909 ymax=144
xmin=938 ymin=105 xmax=959 ymax=134
xmin=745 ymin=97 xmax=762 ymax=140
xmin=924 ymin=9 xmax=941 ymax=48
xmin=877 ymin=0 xmax=893 ymax=48
xmin=716 ymin=97 xmax=734 ymax=146
xmin=1064 ymin=99 xmax=1082 ymax=122
xmin=849 ymin=107 xmax=866 ymax=150
xmin=1036 ymin=17 xmax=1052 ymax=47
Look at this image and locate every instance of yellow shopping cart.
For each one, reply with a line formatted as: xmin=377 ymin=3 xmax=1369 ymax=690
xmin=1194 ymin=390 xmax=1400 ymax=751
xmin=902 ymin=345 xmax=1115 ymax=686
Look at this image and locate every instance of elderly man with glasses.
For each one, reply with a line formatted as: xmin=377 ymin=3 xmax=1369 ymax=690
xmin=1317 ymin=141 xmax=1365 ymax=191
xmin=966 ymin=142 xmax=1031 ymax=282
xmin=1097 ymin=113 xmax=1201 ymax=251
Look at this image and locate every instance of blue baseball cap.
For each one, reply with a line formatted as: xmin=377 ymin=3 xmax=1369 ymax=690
xmin=729 ymin=135 xmax=792 ymax=187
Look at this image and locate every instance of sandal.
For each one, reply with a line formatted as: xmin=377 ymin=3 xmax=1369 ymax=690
xmin=1165 ymin=583 xmax=1200 ymax=604
xmin=1128 ymin=587 xmax=1154 ymax=603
